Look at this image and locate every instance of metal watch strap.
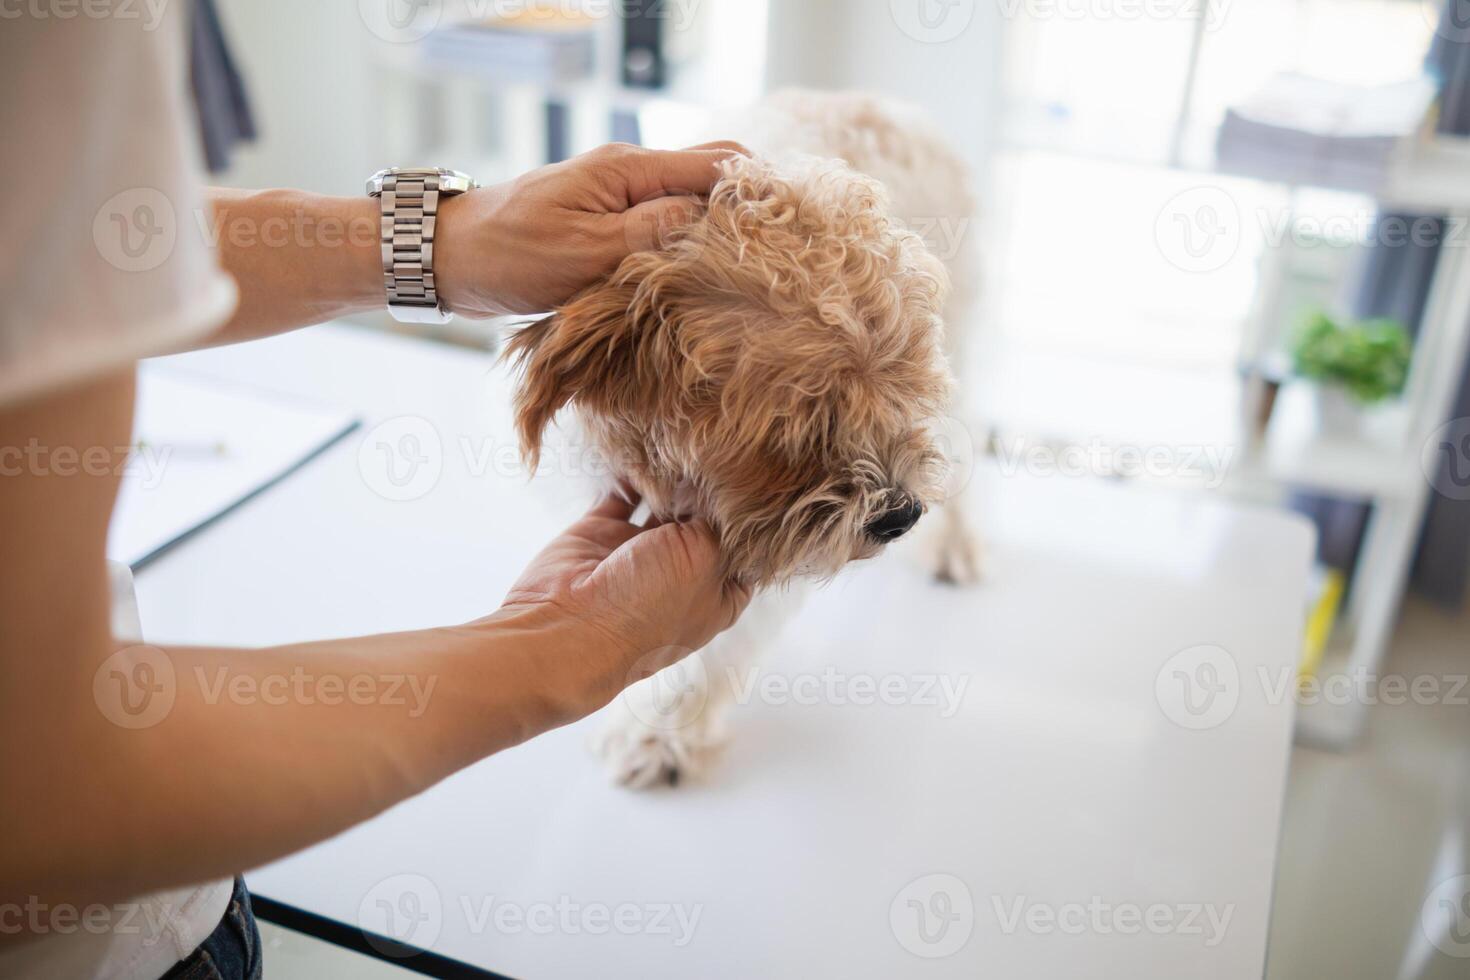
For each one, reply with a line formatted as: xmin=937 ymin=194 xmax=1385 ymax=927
xmin=379 ymin=172 xmax=445 ymax=316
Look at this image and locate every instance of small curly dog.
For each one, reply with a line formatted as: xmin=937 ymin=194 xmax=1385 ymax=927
xmin=509 ymin=89 xmax=981 ymax=787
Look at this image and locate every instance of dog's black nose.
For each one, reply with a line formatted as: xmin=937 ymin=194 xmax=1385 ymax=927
xmin=865 ymin=496 xmax=925 ymax=542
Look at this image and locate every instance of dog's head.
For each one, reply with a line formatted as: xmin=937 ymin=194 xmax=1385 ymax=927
xmin=506 ymin=154 xmax=953 ymax=587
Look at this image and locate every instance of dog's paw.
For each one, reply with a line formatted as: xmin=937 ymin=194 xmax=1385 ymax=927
xmin=921 ymin=498 xmax=986 ymax=586
xmin=931 ymin=529 xmax=984 ymax=585
xmin=592 ymin=719 xmax=726 ymax=790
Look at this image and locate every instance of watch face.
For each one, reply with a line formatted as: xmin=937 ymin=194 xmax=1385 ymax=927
xmin=367 ymin=168 xmax=475 ymax=194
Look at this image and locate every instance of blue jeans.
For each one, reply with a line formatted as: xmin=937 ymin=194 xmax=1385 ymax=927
xmin=161 ymin=877 xmax=262 ymax=980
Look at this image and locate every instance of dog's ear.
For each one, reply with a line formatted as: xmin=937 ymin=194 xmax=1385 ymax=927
xmin=503 ymin=278 xmax=642 ymax=469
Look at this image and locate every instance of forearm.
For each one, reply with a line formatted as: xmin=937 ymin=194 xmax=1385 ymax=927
xmin=195 ymin=188 xmax=384 ymax=347
xmin=1 ymin=606 xmax=610 ymax=909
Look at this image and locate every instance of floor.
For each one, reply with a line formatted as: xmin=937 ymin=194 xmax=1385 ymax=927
xmin=258 ymin=596 xmax=1470 ymax=980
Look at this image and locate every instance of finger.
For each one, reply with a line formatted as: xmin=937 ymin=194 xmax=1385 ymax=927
xmin=623 ymin=147 xmax=744 ymax=204
xmin=682 ymin=140 xmax=752 ymax=156
xmin=623 ymin=196 xmax=704 ymax=253
xmin=573 ymin=515 xmax=644 ymax=554
xmin=587 ymin=490 xmax=639 ymax=522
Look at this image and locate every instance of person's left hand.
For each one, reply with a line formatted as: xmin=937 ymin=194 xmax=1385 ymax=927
xmin=434 ymin=141 xmax=749 ymax=318
xmin=491 ymin=494 xmax=752 ymax=715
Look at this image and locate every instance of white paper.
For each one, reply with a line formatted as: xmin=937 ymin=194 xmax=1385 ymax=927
xmin=109 ymin=365 xmax=358 ymax=568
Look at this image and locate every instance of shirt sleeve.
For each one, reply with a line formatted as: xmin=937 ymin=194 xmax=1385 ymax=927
xmin=0 ymin=6 xmax=238 ymax=407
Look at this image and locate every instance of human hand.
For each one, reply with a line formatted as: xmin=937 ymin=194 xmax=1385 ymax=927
xmin=493 ymin=494 xmax=752 ymax=715
xmin=434 ymin=141 xmax=749 ymax=318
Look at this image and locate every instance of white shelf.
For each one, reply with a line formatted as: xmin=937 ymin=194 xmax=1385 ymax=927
xmin=1240 ymin=385 xmax=1422 ymax=502
xmin=1379 ymin=133 xmax=1470 ymax=213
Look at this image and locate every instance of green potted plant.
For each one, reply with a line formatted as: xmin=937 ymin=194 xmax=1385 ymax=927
xmin=1290 ymin=310 xmax=1411 ymax=434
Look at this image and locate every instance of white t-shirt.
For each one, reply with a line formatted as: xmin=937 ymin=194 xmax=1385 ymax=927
xmin=0 ymin=3 xmax=237 ymax=406
xmin=0 ymin=7 xmax=238 ymax=978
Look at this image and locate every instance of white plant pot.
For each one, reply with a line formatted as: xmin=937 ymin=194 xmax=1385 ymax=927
xmin=1309 ymin=385 xmax=1368 ymax=438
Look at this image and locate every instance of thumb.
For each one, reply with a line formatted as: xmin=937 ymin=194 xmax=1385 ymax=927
xmin=622 ymin=196 xmax=704 ymax=254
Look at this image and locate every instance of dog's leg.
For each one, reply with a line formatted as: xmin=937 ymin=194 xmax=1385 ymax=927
xmin=926 ymin=263 xmax=987 ymax=586
xmin=927 ymin=495 xmax=985 ymax=585
xmin=593 ymin=585 xmax=808 ymax=789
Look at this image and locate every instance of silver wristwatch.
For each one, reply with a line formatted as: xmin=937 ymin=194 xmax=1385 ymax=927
xmin=366 ymin=167 xmax=477 ymax=325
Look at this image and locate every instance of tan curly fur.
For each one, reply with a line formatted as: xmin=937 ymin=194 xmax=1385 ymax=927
xmin=506 ymin=145 xmax=954 ymax=587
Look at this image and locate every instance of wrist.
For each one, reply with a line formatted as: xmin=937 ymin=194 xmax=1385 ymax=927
xmin=336 ymin=194 xmax=389 ymax=314
xmin=469 ymin=603 xmax=633 ymax=729
xmin=431 ymin=188 xmax=486 ymax=318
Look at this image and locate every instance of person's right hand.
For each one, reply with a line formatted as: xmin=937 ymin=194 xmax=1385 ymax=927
xmin=434 ymin=141 xmax=749 ymax=318
xmin=493 ymin=494 xmax=752 ymax=714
